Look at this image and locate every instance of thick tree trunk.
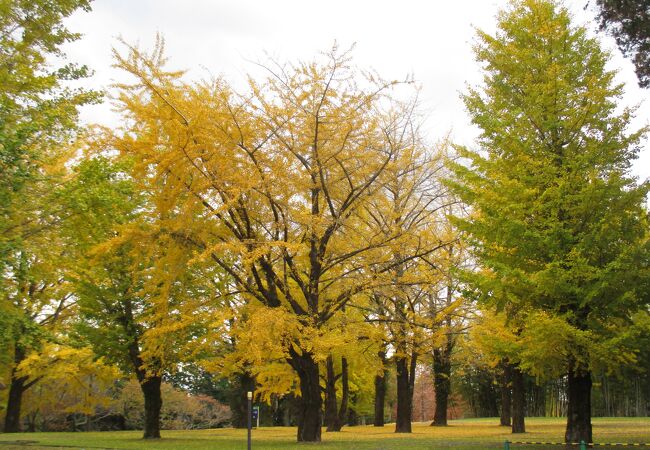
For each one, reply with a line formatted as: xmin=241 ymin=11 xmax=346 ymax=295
xmin=374 ymin=351 xmax=388 ymax=427
xmin=500 ymin=362 xmax=512 ymax=427
xmin=3 ymin=375 xmax=26 ymax=433
xmin=511 ymin=366 xmax=526 ymax=434
xmin=431 ymin=345 xmax=452 ymax=426
xmin=3 ymin=345 xmax=32 ymax=433
xmin=565 ymin=367 xmax=592 ymax=444
xmin=395 ymin=352 xmax=417 ymax=433
xmin=128 ymin=349 xmax=162 ymax=439
xmin=288 ymin=348 xmax=322 ymax=442
xmin=140 ymin=376 xmax=162 ymax=439
xmin=395 ymin=357 xmax=411 ymax=432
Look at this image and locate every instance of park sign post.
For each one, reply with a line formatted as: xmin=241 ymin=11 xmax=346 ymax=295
xmin=247 ymin=391 xmax=252 ymax=450
xmin=252 ymin=406 xmax=260 ymax=428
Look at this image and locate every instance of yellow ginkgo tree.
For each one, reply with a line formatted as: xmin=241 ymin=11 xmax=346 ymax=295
xmin=108 ymin=38 xmax=447 ymax=442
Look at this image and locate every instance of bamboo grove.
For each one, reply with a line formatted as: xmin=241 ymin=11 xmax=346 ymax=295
xmin=1 ymin=0 xmax=649 ymax=445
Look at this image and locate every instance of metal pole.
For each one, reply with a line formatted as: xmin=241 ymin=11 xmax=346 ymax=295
xmin=504 ymin=440 xmax=510 ymax=450
xmin=247 ymin=391 xmax=252 ymax=450
xmin=580 ymin=440 xmax=586 ymax=450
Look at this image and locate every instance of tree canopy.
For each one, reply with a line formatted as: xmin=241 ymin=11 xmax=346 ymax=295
xmin=448 ymin=0 xmax=649 ymax=443
xmin=594 ymin=0 xmax=650 ymax=88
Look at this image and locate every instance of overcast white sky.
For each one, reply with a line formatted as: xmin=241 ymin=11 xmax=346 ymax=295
xmin=63 ymin=0 xmax=649 ymax=180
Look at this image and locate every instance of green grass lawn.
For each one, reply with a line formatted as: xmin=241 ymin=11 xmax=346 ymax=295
xmin=0 ymin=417 xmax=648 ymax=450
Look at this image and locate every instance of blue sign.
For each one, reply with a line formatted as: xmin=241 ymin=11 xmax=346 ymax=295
xmin=251 ymin=407 xmax=259 ymax=420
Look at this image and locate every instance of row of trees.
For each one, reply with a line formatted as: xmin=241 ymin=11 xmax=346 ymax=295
xmin=1 ymin=0 xmax=648 ymax=444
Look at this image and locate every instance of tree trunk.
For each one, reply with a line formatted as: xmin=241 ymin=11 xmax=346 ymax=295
xmin=527 ymin=379 xmax=546 ymax=417
xmin=3 ymin=375 xmax=26 ymax=433
xmin=565 ymin=367 xmax=592 ymax=444
xmin=229 ymin=371 xmax=256 ymax=428
xmin=395 ymin=352 xmax=417 ymax=433
xmin=140 ymin=376 xmax=162 ymax=439
xmin=323 ymin=355 xmax=348 ymax=432
xmin=123 ymin=300 xmax=163 ymax=439
xmin=288 ymin=347 xmax=322 ymax=442
xmin=347 ymin=407 xmax=359 ymax=426
xmin=601 ymin=375 xmax=611 ymax=417
xmin=128 ymin=343 xmax=162 ymax=439
xmin=500 ymin=362 xmax=512 ymax=427
xmin=3 ymin=345 xmax=31 ymax=433
xmin=432 ymin=271 xmax=456 ymax=427
xmin=26 ymin=412 xmax=37 ymax=432
xmin=324 ymin=355 xmax=341 ymax=431
xmin=472 ymin=368 xmax=500 ymax=417
xmin=374 ymin=350 xmax=388 ymax=427
xmin=511 ymin=366 xmax=526 ymax=434
xmin=337 ymin=357 xmax=349 ymax=428
xmin=395 ymin=357 xmax=411 ymax=433
xmin=431 ymin=345 xmax=452 ymax=426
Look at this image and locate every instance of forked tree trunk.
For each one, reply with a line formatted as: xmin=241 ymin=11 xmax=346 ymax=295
xmin=431 ymin=344 xmax=452 ymax=426
xmin=140 ymin=376 xmax=162 ymax=439
xmin=511 ymin=366 xmax=526 ymax=434
xmin=127 ymin=337 xmax=162 ymax=438
xmin=123 ymin=298 xmax=163 ymax=440
xmin=324 ymin=355 xmax=341 ymax=431
xmin=565 ymin=366 xmax=592 ymax=444
xmin=395 ymin=352 xmax=417 ymax=433
xmin=288 ymin=347 xmax=322 ymax=442
xmin=324 ymin=355 xmax=349 ymax=432
xmin=500 ymin=362 xmax=512 ymax=427
xmin=374 ymin=350 xmax=388 ymax=427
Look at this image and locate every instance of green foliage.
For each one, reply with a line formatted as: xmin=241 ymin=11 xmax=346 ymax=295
xmin=68 ymin=152 xmax=215 ymax=387
xmin=449 ymin=0 xmax=650 ymax=377
xmin=0 ymin=0 xmax=99 ymax=401
xmin=67 ymin=158 xmax=151 ymax=373
xmin=165 ymin=364 xmax=230 ymax=404
xmin=0 ymin=0 xmax=99 ymax=264
xmin=57 ymin=155 xmax=137 ymax=245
